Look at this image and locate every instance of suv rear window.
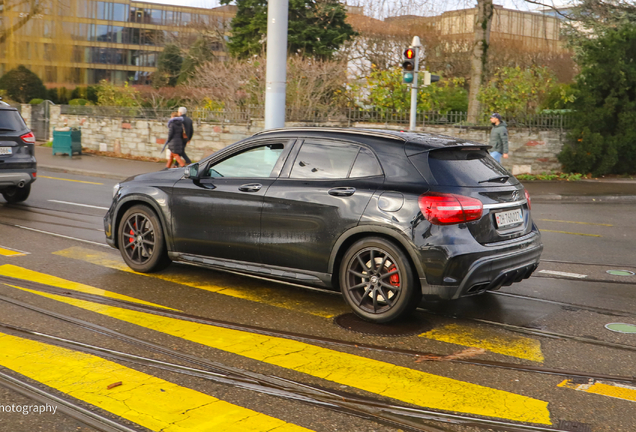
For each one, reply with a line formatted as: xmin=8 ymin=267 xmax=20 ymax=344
xmin=0 ymin=110 xmax=27 ymax=132
xmin=409 ymin=148 xmax=519 ymax=186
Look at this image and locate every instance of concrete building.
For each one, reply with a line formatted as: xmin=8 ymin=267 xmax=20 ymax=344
xmin=385 ymin=5 xmax=567 ymax=54
xmin=0 ymin=0 xmax=235 ymax=85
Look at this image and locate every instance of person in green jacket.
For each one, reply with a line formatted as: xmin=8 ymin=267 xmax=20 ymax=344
xmin=489 ymin=113 xmax=508 ymax=163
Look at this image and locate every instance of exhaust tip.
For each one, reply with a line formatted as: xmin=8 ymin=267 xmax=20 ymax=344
xmin=17 ymin=180 xmax=26 ymax=188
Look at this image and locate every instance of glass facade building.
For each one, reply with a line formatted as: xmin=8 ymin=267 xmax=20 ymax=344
xmin=0 ymin=1 xmax=235 ymax=85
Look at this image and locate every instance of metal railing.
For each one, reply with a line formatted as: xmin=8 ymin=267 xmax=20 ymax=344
xmin=59 ymin=105 xmax=574 ymax=129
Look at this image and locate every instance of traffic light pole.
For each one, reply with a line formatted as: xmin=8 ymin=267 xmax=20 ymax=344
xmin=264 ymin=0 xmax=289 ymax=130
xmin=409 ymin=46 xmax=419 ymax=131
xmin=409 ymin=37 xmax=422 ymax=132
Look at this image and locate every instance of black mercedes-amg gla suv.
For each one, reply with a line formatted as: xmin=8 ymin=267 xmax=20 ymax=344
xmin=105 ymin=128 xmax=542 ymax=323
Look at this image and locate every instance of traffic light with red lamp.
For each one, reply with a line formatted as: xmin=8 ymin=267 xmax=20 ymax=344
xmin=402 ymin=48 xmax=415 ymax=84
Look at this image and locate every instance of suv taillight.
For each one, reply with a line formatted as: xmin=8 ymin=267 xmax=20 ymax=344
xmin=418 ymin=193 xmax=483 ymax=225
xmin=20 ymin=132 xmax=36 ymax=144
xmin=525 ymin=189 xmax=531 ymax=210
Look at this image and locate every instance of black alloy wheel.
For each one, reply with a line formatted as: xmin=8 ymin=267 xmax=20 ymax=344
xmin=340 ymin=237 xmax=421 ymax=323
xmin=2 ymin=184 xmax=31 ymax=204
xmin=118 ymin=205 xmax=171 ymax=273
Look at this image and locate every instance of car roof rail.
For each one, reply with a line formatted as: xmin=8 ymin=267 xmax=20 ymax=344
xmin=252 ymin=127 xmax=407 ymax=142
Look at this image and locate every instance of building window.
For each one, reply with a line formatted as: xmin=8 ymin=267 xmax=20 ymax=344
xmin=95 ymin=1 xmax=112 ymax=20
xmin=112 ymin=26 xmax=125 ymax=43
xmin=43 ymin=21 xmax=53 ymax=38
xmin=181 ymin=12 xmax=191 ymax=25
xmin=95 ymin=24 xmax=110 ymax=42
xmin=45 ymin=66 xmax=56 ymax=83
xmin=113 ymin=3 xmax=128 ymax=22
xmin=73 ymin=46 xmax=83 ymax=62
xmin=150 ymin=9 xmax=163 ymax=25
xmin=58 ymin=0 xmax=72 ymax=16
xmin=77 ymin=1 xmax=92 ymax=18
xmin=164 ymin=11 xmax=174 ymax=25
xmin=129 ymin=28 xmax=140 ymax=44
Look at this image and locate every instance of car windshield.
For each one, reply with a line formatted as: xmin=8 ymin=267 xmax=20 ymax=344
xmin=0 ymin=110 xmax=27 ymax=132
xmin=409 ymin=148 xmax=519 ymax=187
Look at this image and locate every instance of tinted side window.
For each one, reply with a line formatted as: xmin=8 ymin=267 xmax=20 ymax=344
xmin=350 ymin=147 xmax=383 ymax=178
xmin=0 ymin=111 xmax=27 ymax=131
xmin=290 ymin=142 xmax=359 ymax=179
xmin=208 ymin=144 xmax=284 ymax=178
xmin=409 ymin=149 xmax=519 ymax=186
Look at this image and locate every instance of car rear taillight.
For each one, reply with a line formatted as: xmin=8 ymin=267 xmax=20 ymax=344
xmin=525 ymin=189 xmax=531 ymax=210
xmin=20 ymin=132 xmax=36 ymax=143
xmin=418 ymin=193 xmax=483 ymax=225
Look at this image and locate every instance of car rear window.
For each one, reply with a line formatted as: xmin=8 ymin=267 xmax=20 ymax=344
xmin=409 ymin=148 xmax=519 ymax=186
xmin=0 ymin=110 xmax=27 ymax=132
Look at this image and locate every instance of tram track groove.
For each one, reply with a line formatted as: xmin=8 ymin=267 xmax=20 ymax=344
xmin=1 ymin=275 xmax=635 ymax=387
xmin=0 ymin=318 xmax=577 ymax=432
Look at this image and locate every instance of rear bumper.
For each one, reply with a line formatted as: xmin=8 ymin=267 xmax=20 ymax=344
xmin=0 ymin=171 xmax=36 ymax=188
xmin=420 ymin=232 xmax=543 ymax=300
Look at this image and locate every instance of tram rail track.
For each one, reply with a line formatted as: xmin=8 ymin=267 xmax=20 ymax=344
xmin=0 ymin=298 xmax=584 ymax=432
xmin=1 ymin=275 xmax=635 ymax=386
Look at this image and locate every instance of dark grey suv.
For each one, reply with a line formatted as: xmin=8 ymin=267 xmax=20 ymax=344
xmin=0 ymin=104 xmax=37 ymax=203
xmin=105 ymin=128 xmax=542 ymax=323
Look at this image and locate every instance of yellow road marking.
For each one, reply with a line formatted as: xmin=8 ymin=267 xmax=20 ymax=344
xmin=540 ymin=229 xmax=601 ymax=238
xmin=0 ymin=332 xmax=311 ymax=432
xmin=419 ymin=324 xmax=544 ymax=362
xmin=13 ymin=285 xmax=552 ymax=425
xmin=39 ymin=175 xmax=104 ymax=185
xmin=538 ymin=219 xmax=613 ymax=227
xmin=54 ymin=247 xmax=347 ymax=319
xmin=559 ymin=379 xmax=636 ymax=403
xmin=0 ymin=264 xmax=175 ymax=311
xmin=0 ymin=247 xmax=29 ymax=257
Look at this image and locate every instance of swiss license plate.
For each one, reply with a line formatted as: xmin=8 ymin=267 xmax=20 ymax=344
xmin=495 ymin=208 xmax=523 ymax=228
xmin=0 ymin=147 xmax=11 ymax=155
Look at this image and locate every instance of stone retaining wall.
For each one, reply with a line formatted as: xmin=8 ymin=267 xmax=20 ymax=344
xmin=23 ymin=104 xmax=565 ymax=174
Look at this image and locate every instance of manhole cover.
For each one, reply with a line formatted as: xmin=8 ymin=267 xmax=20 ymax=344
xmin=334 ymin=313 xmax=432 ymax=336
xmin=605 ymin=323 xmax=636 ymax=334
xmin=606 ymin=270 xmax=635 ymax=276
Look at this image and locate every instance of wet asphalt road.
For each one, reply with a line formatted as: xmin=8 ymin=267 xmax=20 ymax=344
xmin=0 ymin=170 xmax=635 ymax=432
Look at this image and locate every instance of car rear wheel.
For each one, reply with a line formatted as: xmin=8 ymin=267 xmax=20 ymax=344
xmin=2 ymin=184 xmax=31 ymax=204
xmin=340 ymin=237 xmax=421 ymax=323
xmin=118 ymin=205 xmax=171 ymax=273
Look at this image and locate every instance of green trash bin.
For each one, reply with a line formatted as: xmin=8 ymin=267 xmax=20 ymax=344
xmin=52 ymin=128 xmax=82 ymax=156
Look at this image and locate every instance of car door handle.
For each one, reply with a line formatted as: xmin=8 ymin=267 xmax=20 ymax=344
xmin=328 ymin=187 xmax=356 ymax=197
xmin=238 ymin=183 xmax=262 ymax=192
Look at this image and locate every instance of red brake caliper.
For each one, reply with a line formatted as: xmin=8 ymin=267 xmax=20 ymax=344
xmin=388 ymin=265 xmax=400 ymax=287
xmin=129 ymin=223 xmax=136 ymax=243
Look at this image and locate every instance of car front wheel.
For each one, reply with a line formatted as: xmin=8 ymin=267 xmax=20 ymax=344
xmin=2 ymin=184 xmax=31 ymax=203
xmin=340 ymin=237 xmax=421 ymax=323
xmin=117 ymin=204 xmax=171 ymax=273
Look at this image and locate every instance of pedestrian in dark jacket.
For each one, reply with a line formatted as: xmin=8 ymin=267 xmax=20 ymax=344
xmin=165 ymin=112 xmax=186 ymax=168
xmin=178 ymin=107 xmax=193 ymax=164
xmin=489 ymin=113 xmax=509 ymax=163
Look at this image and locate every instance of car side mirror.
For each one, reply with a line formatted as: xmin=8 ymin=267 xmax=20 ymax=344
xmin=184 ymin=163 xmax=200 ymax=180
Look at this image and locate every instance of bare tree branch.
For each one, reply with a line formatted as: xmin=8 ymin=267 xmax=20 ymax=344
xmin=0 ymin=0 xmax=47 ymax=45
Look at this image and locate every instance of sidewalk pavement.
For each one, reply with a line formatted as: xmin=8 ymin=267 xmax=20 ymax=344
xmin=35 ymin=145 xmax=636 ymax=203
xmin=36 ymin=145 xmax=165 ymax=181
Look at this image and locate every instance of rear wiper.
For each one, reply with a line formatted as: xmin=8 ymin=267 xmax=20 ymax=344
xmin=478 ymin=175 xmax=509 ymax=184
